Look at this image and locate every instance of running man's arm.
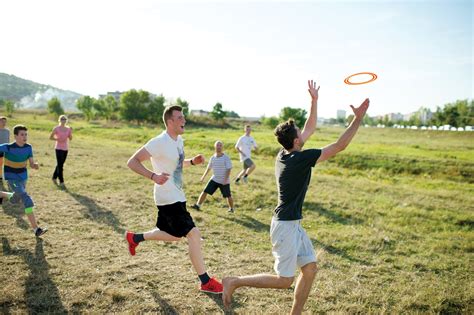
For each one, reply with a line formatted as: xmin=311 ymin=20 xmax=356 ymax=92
xmin=317 ymin=98 xmax=369 ymax=164
xmin=300 ymin=80 xmax=320 ymax=144
xmin=184 ymin=154 xmax=205 ymax=167
xmin=127 ymin=147 xmax=169 ymax=185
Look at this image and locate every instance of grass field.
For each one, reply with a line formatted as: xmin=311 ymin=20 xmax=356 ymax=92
xmin=1 ymin=111 xmax=473 ymax=314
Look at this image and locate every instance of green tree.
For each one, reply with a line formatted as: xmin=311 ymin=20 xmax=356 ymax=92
xmin=262 ymin=116 xmax=280 ymax=129
xmin=279 ymin=107 xmax=307 ymax=127
xmin=226 ymin=110 xmax=240 ymax=118
xmin=5 ymin=100 xmax=15 ymax=117
xmin=120 ymin=89 xmax=150 ymax=124
xmin=47 ymin=97 xmax=64 ymax=117
xmin=148 ymin=94 xmax=166 ymax=124
xmin=101 ymin=95 xmax=120 ymax=120
xmin=76 ymin=96 xmax=96 ymax=121
xmin=210 ymin=102 xmax=226 ymax=121
xmin=176 ymin=98 xmax=189 ymax=116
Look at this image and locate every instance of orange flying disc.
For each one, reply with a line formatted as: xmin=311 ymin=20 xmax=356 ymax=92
xmin=344 ymin=72 xmax=378 ymax=85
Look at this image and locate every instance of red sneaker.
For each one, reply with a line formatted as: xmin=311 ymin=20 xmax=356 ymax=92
xmin=200 ymin=277 xmax=223 ymax=294
xmin=125 ymin=231 xmax=138 ymax=256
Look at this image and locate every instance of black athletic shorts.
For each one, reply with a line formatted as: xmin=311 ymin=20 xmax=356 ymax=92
xmin=204 ymin=179 xmax=231 ymax=198
xmin=156 ymin=202 xmax=196 ymax=238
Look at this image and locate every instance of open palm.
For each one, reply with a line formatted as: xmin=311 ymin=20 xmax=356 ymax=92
xmin=350 ymin=98 xmax=370 ymax=118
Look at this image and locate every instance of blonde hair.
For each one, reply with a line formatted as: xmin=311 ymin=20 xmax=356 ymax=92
xmin=58 ymin=115 xmax=68 ymax=122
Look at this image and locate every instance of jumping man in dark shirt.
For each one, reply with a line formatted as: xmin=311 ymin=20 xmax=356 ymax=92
xmin=222 ymin=80 xmax=370 ymax=314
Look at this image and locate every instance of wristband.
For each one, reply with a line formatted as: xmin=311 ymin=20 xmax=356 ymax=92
xmin=190 ymin=159 xmax=195 ymax=166
xmin=151 ymin=173 xmax=156 ymax=180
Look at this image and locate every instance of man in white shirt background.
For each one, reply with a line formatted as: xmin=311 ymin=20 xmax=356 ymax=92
xmin=234 ymin=125 xmax=258 ymax=184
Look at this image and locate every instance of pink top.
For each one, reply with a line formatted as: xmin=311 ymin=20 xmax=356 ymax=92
xmin=53 ymin=126 xmax=72 ymax=150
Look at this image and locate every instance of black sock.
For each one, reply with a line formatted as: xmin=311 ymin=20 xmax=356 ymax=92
xmin=0 ymin=198 xmax=2 ymax=205
xmin=235 ymin=178 xmax=240 ymax=182
xmin=244 ymin=174 xmax=248 ymax=178
xmin=133 ymin=233 xmax=145 ymax=244
xmin=198 ymin=272 xmax=211 ymax=285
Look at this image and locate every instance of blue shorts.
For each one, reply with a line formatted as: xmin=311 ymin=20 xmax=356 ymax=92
xmin=7 ymin=179 xmax=34 ymax=209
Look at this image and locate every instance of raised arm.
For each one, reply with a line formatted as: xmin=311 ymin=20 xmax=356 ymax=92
xmin=300 ymin=79 xmax=320 ymax=144
xmin=317 ymin=98 xmax=369 ymax=164
xmin=127 ymin=147 xmax=169 ymax=185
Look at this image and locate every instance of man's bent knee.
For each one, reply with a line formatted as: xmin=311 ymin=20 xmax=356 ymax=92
xmin=186 ymin=227 xmax=201 ymax=241
xmin=301 ymin=262 xmax=318 ymax=276
xmin=278 ymin=276 xmax=294 ymax=289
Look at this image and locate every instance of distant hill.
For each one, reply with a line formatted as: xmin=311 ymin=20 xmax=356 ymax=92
xmin=0 ymin=73 xmax=82 ymax=111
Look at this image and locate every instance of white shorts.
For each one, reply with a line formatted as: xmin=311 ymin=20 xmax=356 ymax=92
xmin=270 ymin=217 xmax=316 ymax=277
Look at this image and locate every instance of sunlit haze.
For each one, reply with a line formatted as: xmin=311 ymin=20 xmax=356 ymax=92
xmin=1 ymin=0 xmax=472 ymax=118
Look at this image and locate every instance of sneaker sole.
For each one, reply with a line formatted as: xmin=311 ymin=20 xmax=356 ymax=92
xmin=200 ymin=289 xmax=223 ymax=294
xmin=36 ymin=228 xmax=48 ymax=237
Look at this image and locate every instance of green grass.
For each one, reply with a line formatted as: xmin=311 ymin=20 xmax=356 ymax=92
xmin=1 ymin=111 xmax=473 ymax=313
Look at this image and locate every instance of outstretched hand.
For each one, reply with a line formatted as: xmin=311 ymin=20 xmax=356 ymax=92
xmin=308 ymin=80 xmax=320 ymax=102
xmin=350 ymin=98 xmax=370 ymax=119
xmin=192 ymin=154 xmax=205 ymax=165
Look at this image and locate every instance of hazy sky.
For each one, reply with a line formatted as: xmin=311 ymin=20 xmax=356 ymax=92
xmin=1 ymin=0 xmax=472 ymax=118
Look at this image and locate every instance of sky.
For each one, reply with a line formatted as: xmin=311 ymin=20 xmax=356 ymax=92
xmin=1 ymin=0 xmax=472 ymax=118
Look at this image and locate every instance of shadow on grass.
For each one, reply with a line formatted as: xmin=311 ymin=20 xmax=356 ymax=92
xmin=312 ymin=238 xmax=372 ymax=266
xmin=1 ymin=202 xmax=30 ymax=230
xmin=304 ymin=201 xmax=364 ymax=225
xmin=203 ymin=292 xmax=241 ymax=315
xmin=150 ymin=291 xmax=179 ymax=315
xmin=64 ymin=189 xmax=125 ymax=235
xmin=2 ymin=238 xmax=67 ymax=314
xmin=217 ymin=214 xmax=270 ymax=233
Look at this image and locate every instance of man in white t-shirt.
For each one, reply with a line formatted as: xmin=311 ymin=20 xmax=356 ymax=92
xmin=124 ymin=105 xmax=223 ymax=294
xmin=234 ymin=125 xmax=257 ymax=184
xmin=191 ymin=140 xmax=234 ymax=212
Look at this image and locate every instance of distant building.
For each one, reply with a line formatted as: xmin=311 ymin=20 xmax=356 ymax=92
xmin=337 ymin=110 xmax=346 ymax=120
xmin=99 ymin=91 xmax=123 ymax=102
xmin=190 ymin=109 xmax=209 ymax=117
xmin=388 ymin=112 xmax=403 ymax=122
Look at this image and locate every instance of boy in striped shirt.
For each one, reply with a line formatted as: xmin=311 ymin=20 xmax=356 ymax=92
xmin=192 ymin=141 xmax=234 ymax=212
xmin=0 ymin=125 xmax=47 ymax=237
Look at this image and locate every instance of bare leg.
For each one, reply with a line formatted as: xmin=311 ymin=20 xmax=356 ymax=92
xmin=26 ymin=213 xmax=38 ymax=229
xmin=245 ymin=164 xmax=256 ymax=176
xmin=144 ymin=228 xmax=181 ymax=242
xmin=235 ymin=168 xmax=246 ymax=181
xmin=222 ymin=274 xmax=294 ymax=309
xmin=226 ymin=196 xmax=234 ymax=209
xmin=196 ymin=192 xmax=208 ymax=206
xmin=290 ymin=263 xmax=317 ymax=315
xmin=186 ymin=227 xmax=206 ymax=275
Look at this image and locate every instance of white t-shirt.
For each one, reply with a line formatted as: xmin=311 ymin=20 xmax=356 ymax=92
xmin=144 ymin=131 xmax=186 ymax=206
xmin=209 ymin=153 xmax=232 ymax=184
xmin=235 ymin=135 xmax=257 ymax=162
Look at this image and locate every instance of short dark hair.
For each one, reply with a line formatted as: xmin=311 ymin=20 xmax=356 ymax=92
xmin=13 ymin=124 xmax=27 ymax=135
xmin=0 ymin=116 xmax=7 ymax=121
xmin=274 ymin=119 xmax=298 ymax=150
xmin=162 ymin=105 xmax=183 ymax=126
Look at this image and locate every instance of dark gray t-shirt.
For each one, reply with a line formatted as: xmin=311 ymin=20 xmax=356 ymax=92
xmin=273 ymin=148 xmax=321 ymax=221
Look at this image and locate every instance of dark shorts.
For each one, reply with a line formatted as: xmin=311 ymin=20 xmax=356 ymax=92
xmin=204 ymin=179 xmax=231 ymax=198
xmin=156 ymin=202 xmax=196 ymax=238
xmin=243 ymin=158 xmax=254 ymax=169
xmin=0 ymin=152 xmax=3 ymax=158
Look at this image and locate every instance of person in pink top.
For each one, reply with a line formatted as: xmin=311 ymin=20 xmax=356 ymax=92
xmin=49 ymin=115 xmax=72 ymax=186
